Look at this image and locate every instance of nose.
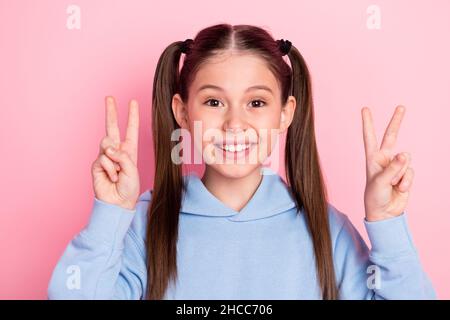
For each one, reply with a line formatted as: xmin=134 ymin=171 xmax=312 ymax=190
xmin=223 ymin=107 xmax=248 ymax=134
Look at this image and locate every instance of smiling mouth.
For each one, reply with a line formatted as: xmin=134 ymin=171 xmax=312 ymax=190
xmin=210 ymin=142 xmax=260 ymax=164
xmin=214 ymin=143 xmax=257 ymax=152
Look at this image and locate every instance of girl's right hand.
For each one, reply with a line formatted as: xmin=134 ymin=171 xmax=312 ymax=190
xmin=91 ymin=96 xmax=140 ymax=211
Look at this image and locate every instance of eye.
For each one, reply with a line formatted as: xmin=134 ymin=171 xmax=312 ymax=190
xmin=204 ymin=98 xmax=223 ymax=108
xmin=249 ymin=99 xmax=266 ymax=108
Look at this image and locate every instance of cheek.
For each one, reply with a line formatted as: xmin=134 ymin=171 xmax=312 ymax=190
xmin=253 ymin=112 xmax=282 ymax=139
xmin=253 ymin=113 xmax=283 ymax=156
xmin=257 ymin=115 xmax=281 ymax=130
xmin=186 ymin=118 xmax=220 ymax=157
xmin=188 ymin=108 xmax=222 ymax=129
xmin=252 ymin=105 xmax=282 ymax=126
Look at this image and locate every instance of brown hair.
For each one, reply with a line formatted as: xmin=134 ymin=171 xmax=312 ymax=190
xmin=147 ymin=23 xmax=338 ymax=299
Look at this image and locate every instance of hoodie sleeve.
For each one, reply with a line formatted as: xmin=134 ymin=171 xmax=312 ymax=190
xmin=332 ymin=209 xmax=436 ymax=300
xmin=47 ymin=195 xmax=149 ymax=300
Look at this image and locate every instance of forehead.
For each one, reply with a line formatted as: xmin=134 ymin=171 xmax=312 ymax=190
xmin=190 ymin=52 xmax=280 ymax=95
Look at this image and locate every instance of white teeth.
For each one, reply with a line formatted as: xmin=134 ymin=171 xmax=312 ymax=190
xmin=218 ymin=144 xmax=251 ymax=152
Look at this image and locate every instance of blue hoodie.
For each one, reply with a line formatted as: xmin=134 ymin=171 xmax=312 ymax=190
xmin=48 ymin=168 xmax=436 ymax=299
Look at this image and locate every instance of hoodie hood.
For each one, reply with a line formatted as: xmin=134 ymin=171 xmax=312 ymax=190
xmin=180 ymin=167 xmax=298 ymax=222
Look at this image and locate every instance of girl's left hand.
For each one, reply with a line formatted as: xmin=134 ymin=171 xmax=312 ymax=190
xmin=362 ymin=105 xmax=413 ymax=222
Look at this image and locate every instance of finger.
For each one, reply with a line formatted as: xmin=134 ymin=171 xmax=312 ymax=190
xmin=391 ymin=152 xmax=411 ymax=185
xmin=380 ymin=105 xmax=405 ymax=152
xmin=105 ymin=147 xmax=134 ymax=175
xmin=395 ymin=167 xmax=414 ymax=193
xmin=375 ymin=152 xmax=407 ymax=185
xmin=98 ymin=136 xmax=119 ymax=156
xmin=98 ymin=137 xmax=122 ymax=171
xmin=99 ymin=154 xmax=119 ymax=182
xmin=105 ymin=96 xmax=121 ymax=144
xmin=125 ymin=100 xmax=139 ymax=146
xmin=362 ymin=107 xmax=378 ymax=158
xmin=125 ymin=99 xmax=139 ymax=162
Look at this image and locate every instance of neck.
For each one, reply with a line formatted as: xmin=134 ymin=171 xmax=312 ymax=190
xmin=201 ymin=166 xmax=263 ymax=213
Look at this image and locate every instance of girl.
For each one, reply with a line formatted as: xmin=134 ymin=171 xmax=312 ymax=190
xmin=48 ymin=24 xmax=435 ymax=299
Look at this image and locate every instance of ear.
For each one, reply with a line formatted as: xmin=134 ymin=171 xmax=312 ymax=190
xmin=172 ymin=93 xmax=189 ymax=129
xmin=279 ymin=95 xmax=296 ymax=134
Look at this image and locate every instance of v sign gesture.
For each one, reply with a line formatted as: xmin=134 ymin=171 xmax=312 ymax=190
xmin=362 ymin=105 xmax=414 ymax=222
xmin=91 ymin=96 xmax=140 ymax=211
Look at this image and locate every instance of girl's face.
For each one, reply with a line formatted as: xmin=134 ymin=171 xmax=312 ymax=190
xmin=172 ymin=52 xmax=296 ymax=179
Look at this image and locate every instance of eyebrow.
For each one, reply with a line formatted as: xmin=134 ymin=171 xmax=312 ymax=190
xmin=196 ymin=84 xmax=274 ymax=95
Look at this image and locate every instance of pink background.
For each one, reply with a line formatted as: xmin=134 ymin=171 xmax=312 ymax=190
xmin=1 ymin=0 xmax=449 ymax=299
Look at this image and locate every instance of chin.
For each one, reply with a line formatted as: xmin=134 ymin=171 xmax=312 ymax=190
xmin=208 ymin=163 xmax=262 ymax=180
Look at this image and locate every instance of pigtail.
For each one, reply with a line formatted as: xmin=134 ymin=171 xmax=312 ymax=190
xmin=285 ymin=46 xmax=339 ymax=299
xmin=145 ymin=41 xmax=186 ymax=299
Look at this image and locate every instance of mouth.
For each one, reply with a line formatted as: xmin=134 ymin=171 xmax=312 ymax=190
xmin=214 ymin=143 xmax=254 ymax=153
xmin=212 ymin=142 xmax=258 ymax=163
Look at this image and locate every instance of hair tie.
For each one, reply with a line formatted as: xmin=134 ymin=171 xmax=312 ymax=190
xmin=277 ymin=39 xmax=292 ymax=56
xmin=180 ymin=38 xmax=194 ymax=54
